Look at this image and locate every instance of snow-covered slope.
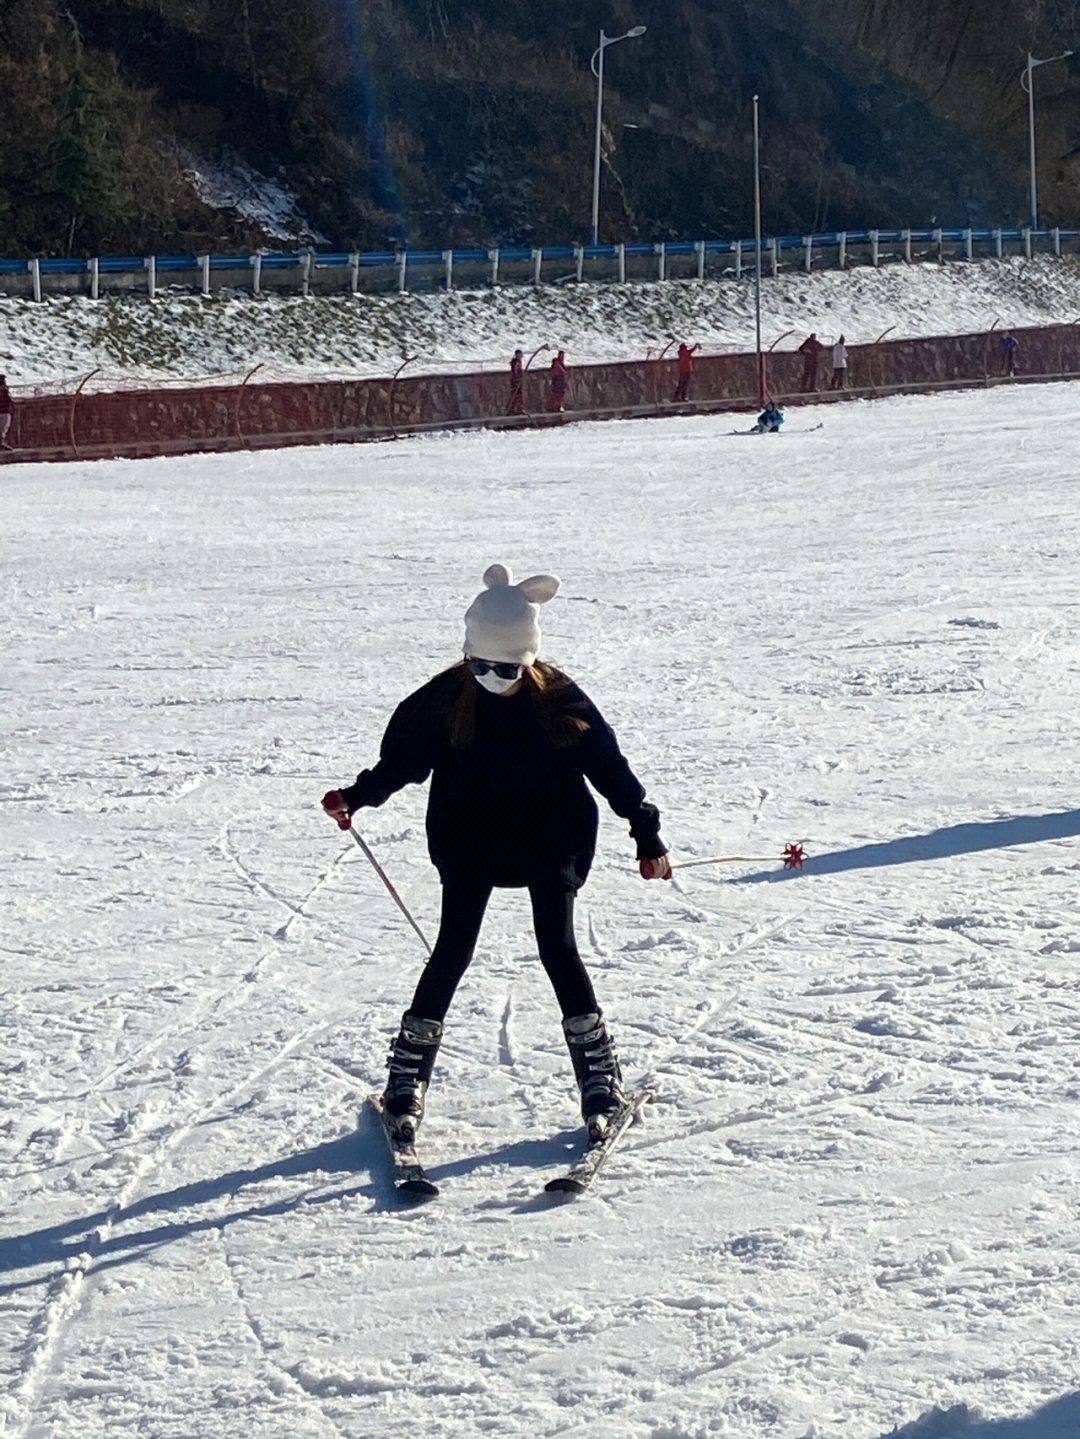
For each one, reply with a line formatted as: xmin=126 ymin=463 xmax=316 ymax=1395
xmin=4 ymin=379 xmax=1080 ymax=1438
xmin=2 ymin=254 xmax=1080 ymax=387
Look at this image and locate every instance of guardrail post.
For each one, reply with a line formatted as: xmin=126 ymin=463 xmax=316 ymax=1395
xmin=993 ymin=227 xmax=1003 ymax=258
xmin=574 ymin=244 xmax=583 ymax=283
xmin=734 ymin=240 xmax=742 ymax=279
xmin=397 ymin=250 xmax=407 ymax=292
xmin=1053 ymin=227 xmax=1061 ymax=257
xmin=870 ymin=229 xmax=880 ymax=266
xmin=349 ymin=252 xmax=360 ymax=294
xmin=768 ymin=237 xmax=778 ymax=276
xmin=903 ymin=229 xmax=912 ymax=262
xmin=617 ymin=243 xmax=626 ymax=283
xmin=443 ymin=250 xmax=453 ymax=291
xmin=803 ymin=235 xmax=812 ymax=272
xmin=532 ymin=248 xmax=542 ymax=285
xmin=251 ymin=253 xmax=262 ymax=296
xmin=963 ymin=228 xmax=973 ymax=261
xmin=490 ymin=248 xmax=500 ymax=286
xmin=30 ymin=257 xmax=42 ymax=301
xmin=199 ymin=253 xmax=211 ymax=296
xmin=146 ymin=256 xmax=156 ymax=298
xmin=934 ymin=228 xmax=943 ymax=261
xmin=656 ymin=242 xmax=666 ymax=281
xmin=1023 ymin=228 xmax=1032 ymax=259
xmin=838 ymin=233 xmax=846 ymax=269
xmin=301 ymin=249 xmax=313 ymax=297
xmin=694 ymin=240 xmax=705 ymax=280
xmin=88 ymin=257 xmax=99 ymax=300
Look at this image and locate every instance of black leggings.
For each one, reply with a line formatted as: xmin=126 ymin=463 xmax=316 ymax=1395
xmin=409 ymin=874 xmax=598 ymax=1023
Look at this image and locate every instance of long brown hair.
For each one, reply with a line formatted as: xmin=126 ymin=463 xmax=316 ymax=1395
xmin=447 ymin=661 xmax=590 ymax=749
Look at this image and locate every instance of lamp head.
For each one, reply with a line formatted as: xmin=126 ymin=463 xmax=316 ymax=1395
xmin=628 ymin=25 xmax=647 ymax=36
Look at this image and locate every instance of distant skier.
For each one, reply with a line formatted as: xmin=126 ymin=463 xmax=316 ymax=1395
xmin=507 ymin=349 xmax=525 ymax=414
xmin=1001 ymin=332 xmax=1019 ymax=377
xmin=546 ymin=350 xmax=568 ymax=412
xmin=0 ymin=374 xmax=12 ymax=448
xmin=752 ymin=401 xmax=784 ymax=432
xmin=321 ymin=564 xmax=670 ymax=1142
xmin=798 ymin=333 xmax=822 ymax=392
xmin=830 ymin=335 xmax=848 ymax=390
xmin=673 ymin=341 xmax=700 ymax=402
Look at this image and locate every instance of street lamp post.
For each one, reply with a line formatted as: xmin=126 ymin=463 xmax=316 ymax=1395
xmin=1021 ymin=48 xmax=1073 ymax=231
xmin=590 ymin=25 xmax=646 ymax=246
xmin=753 ymin=94 xmax=766 ymax=407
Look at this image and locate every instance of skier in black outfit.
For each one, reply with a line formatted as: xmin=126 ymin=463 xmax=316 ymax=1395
xmin=322 ymin=564 xmax=671 ymax=1140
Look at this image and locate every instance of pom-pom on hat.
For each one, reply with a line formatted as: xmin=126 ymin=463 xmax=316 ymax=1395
xmin=463 ymin=564 xmax=560 ymax=666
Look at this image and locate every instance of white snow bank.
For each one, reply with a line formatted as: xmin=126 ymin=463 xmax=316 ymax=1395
xmin=2 ymin=254 xmax=1079 ymax=388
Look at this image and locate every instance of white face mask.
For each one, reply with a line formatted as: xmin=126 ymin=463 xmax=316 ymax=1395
xmin=474 ymin=668 xmax=520 ymax=696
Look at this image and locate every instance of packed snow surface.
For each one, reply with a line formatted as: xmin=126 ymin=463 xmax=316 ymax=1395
xmin=3 ymin=375 xmax=1080 ymax=1438
xmin=2 ymin=254 xmax=1080 ymax=388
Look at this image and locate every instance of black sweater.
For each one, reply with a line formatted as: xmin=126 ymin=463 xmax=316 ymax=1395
xmin=340 ymin=668 xmax=664 ymax=889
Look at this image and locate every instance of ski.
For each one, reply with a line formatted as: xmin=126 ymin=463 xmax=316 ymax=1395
xmin=727 ymin=423 xmax=823 ymax=435
xmin=544 ymin=1088 xmax=653 ymax=1196
xmin=367 ymin=1093 xmax=439 ymax=1198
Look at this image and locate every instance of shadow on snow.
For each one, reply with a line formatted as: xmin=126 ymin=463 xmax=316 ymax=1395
xmin=0 ymin=1111 xmax=577 ymax=1290
xmin=882 ymin=1394 xmax=1080 ymax=1439
xmin=737 ymin=808 xmax=1080 ymax=883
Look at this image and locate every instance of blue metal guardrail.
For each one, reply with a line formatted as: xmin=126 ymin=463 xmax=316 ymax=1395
xmin=2 ymin=228 xmax=1077 ymax=284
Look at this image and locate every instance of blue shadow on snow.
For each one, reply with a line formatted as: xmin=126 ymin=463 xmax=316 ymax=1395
xmin=0 ymin=1113 xmax=577 ymax=1291
xmin=881 ymin=1394 xmax=1080 ymax=1439
xmin=737 ymin=808 xmax=1080 ymax=883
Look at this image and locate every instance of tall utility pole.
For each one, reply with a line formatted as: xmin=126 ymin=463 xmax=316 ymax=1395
xmin=1022 ymin=48 xmax=1073 ymax=230
xmin=753 ymin=95 xmax=765 ymax=407
xmin=590 ymin=25 xmax=647 ymax=246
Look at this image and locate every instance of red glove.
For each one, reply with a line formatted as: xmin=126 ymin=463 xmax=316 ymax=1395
xmin=321 ymin=789 xmax=352 ymax=830
xmin=639 ymin=855 xmax=672 ymax=880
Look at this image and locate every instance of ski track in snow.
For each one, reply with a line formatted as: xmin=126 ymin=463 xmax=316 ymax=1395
xmin=4 ymin=367 xmax=1080 ymax=1437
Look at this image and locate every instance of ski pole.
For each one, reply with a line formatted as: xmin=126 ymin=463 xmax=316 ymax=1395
xmin=675 ymin=843 xmax=806 ymax=871
xmin=347 ymin=825 xmax=433 ymax=955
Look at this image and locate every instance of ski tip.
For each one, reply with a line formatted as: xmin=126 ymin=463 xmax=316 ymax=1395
xmin=399 ymin=1176 xmax=439 ymax=1199
xmin=544 ymin=1176 xmax=587 ymax=1196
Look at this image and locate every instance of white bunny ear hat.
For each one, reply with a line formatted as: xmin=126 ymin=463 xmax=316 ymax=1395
xmin=463 ymin=563 xmax=560 ymax=665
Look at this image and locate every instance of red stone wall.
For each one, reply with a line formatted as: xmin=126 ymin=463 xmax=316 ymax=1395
xmin=3 ymin=324 xmax=1076 ymax=465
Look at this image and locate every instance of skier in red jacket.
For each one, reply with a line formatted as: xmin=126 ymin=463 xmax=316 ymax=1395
xmin=0 ymin=375 xmax=13 ymax=448
xmin=507 ymin=349 xmax=525 ymax=414
xmin=546 ymin=351 xmax=568 ymax=413
xmin=673 ymin=342 xmax=699 ymax=402
xmin=798 ymin=334 xmax=821 ymax=393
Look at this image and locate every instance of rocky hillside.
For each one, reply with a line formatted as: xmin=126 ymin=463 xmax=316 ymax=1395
xmin=2 ymin=0 xmax=1079 ymax=257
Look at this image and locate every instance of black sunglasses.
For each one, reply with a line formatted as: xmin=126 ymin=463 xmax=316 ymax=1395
xmin=464 ymin=657 xmax=523 ymax=680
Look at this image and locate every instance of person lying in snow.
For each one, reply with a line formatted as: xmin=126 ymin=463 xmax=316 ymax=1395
xmin=321 ymin=564 xmax=671 ymax=1140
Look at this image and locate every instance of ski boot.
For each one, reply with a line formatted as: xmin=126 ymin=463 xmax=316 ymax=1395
xmin=563 ymin=1011 xmax=626 ymax=1139
xmin=382 ymin=1013 xmax=443 ymax=1142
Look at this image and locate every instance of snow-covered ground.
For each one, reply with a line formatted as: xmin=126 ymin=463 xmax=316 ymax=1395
xmin=2 ymin=254 xmax=1080 ymax=389
xmin=3 ymin=375 xmax=1080 ymax=1438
